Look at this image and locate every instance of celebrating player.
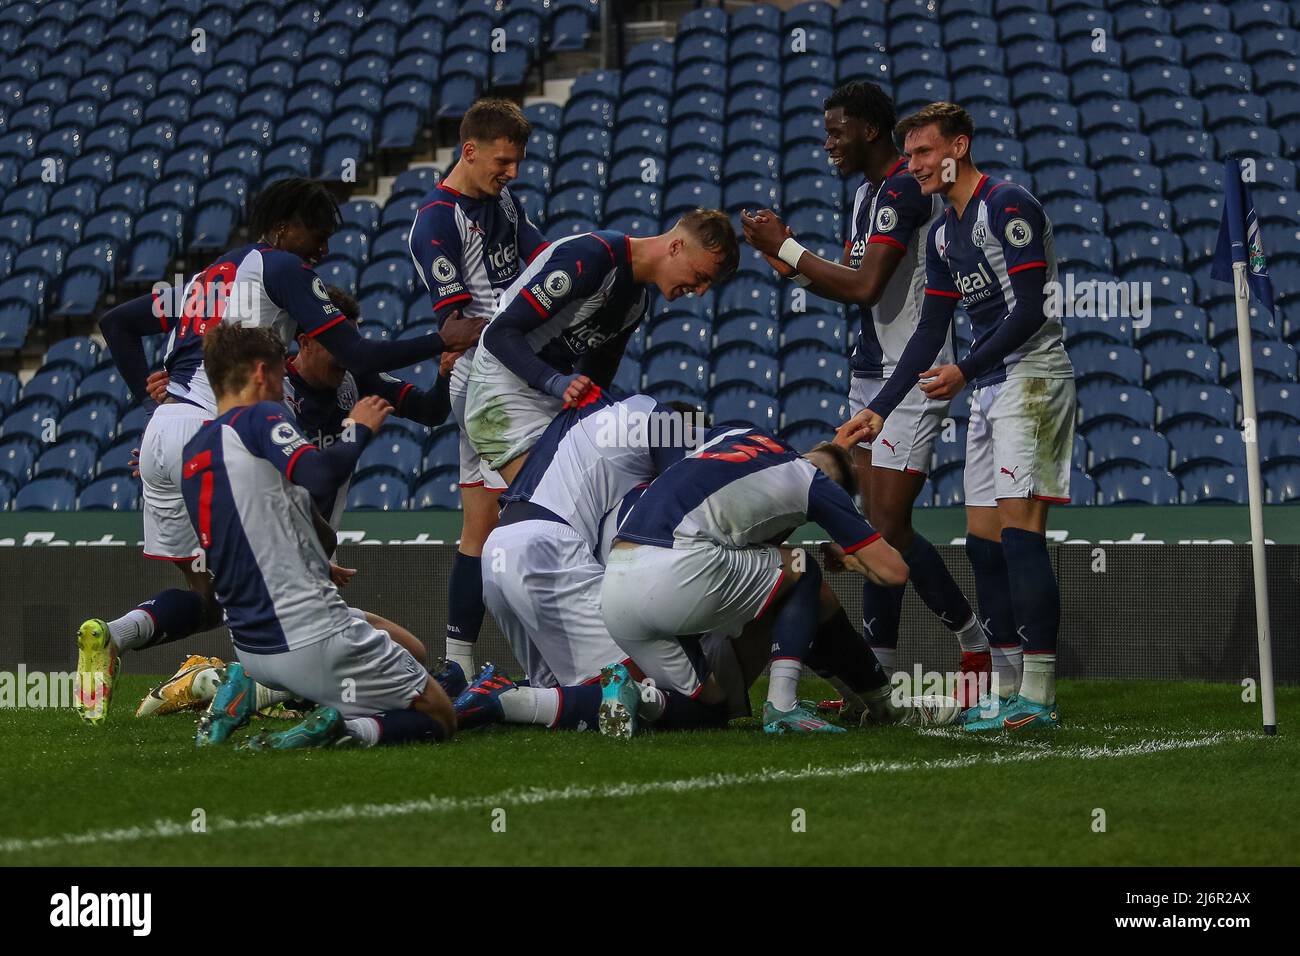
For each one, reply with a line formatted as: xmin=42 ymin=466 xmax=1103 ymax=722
xmin=601 ymin=423 xmax=910 ymax=734
xmin=851 ymin=103 xmax=1076 ymax=731
xmin=407 ymin=97 xmax=549 ymax=678
xmin=181 ymin=323 xmax=455 ymax=750
xmin=454 ymin=393 xmax=702 ymax=732
xmin=463 ymin=209 xmax=740 ymax=490
xmin=75 ymin=178 xmax=483 ymax=724
xmin=741 ymin=80 xmax=989 ymax=698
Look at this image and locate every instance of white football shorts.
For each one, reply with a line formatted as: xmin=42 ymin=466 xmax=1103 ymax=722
xmin=964 ymin=375 xmax=1076 ymax=507
xmin=464 ymin=341 xmax=563 ymax=472
xmin=848 ymin=374 xmax=950 ymax=475
xmin=449 ymin=347 xmax=506 ymax=491
xmin=140 ymin=401 xmax=207 ymax=560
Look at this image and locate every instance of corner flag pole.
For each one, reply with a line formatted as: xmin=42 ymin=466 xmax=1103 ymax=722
xmin=1213 ymin=159 xmax=1277 ymax=736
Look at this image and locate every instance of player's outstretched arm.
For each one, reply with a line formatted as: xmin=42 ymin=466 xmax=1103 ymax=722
xmin=574 ymin=326 xmax=635 ymax=390
xmin=841 ymin=539 xmax=909 ymax=587
xmin=274 ymin=397 xmax=390 ymax=502
xmin=311 ymin=315 xmax=471 ymax=377
xmin=99 ymin=293 xmax=169 ymax=403
xmin=356 ymin=369 xmax=452 ymax=428
xmin=743 ymin=208 xmax=906 ymax=305
xmin=866 ymin=289 xmax=958 ymax=418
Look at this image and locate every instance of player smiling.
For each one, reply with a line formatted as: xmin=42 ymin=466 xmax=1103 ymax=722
xmin=742 ymin=81 xmax=989 ymax=704
xmin=851 ymin=102 xmax=1076 ymax=731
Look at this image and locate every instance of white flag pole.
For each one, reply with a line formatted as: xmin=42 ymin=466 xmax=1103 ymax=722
xmin=1231 ymin=260 xmax=1277 ymax=735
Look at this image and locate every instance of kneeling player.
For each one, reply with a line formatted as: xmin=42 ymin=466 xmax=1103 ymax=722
xmin=601 ymin=425 xmax=910 ymax=734
xmin=180 ymin=323 xmax=455 ymax=750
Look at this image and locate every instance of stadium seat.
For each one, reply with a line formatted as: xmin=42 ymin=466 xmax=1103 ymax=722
xmin=1154 ymin=382 xmax=1237 ymax=429
xmin=0 ymin=435 xmax=37 ymax=485
xmin=1096 ymin=466 xmax=1182 ymax=505
xmin=1069 ymin=342 xmax=1144 ymax=385
xmin=1069 ymin=470 xmax=1098 ymax=506
xmin=356 ymin=435 xmax=424 ymax=483
xmin=781 ymin=386 xmax=848 ymax=430
xmin=1086 ymin=425 xmax=1171 ymax=474
xmin=347 ymin=474 xmax=409 ymax=511
xmin=1265 ymin=462 xmax=1300 ymax=503
xmin=79 ymin=474 xmax=139 ymax=511
xmin=14 ymin=475 xmax=78 ymax=511
xmin=1181 ymin=465 xmax=1248 ymax=504
xmin=1076 ymin=383 xmax=1156 ymax=432
xmin=1140 ymin=342 xmax=1220 ymax=386
xmin=1166 ymin=423 xmax=1246 ymax=472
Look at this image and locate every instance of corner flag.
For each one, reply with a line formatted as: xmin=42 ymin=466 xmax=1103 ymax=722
xmin=1212 ymin=157 xmax=1277 ymax=737
xmin=1211 ymin=159 xmax=1276 ymax=317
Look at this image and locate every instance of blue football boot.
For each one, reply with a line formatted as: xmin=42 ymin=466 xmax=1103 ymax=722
xmin=762 ymin=700 xmax=847 ymax=734
xmin=240 ymin=706 xmax=349 ymax=750
xmin=195 ymin=663 xmax=257 ymax=746
xmin=429 ymin=657 xmax=468 ymax=699
xmin=452 ymin=663 xmax=515 ymax=730
xmin=597 ymin=663 xmax=641 ymax=738
xmin=962 ymin=694 xmax=1060 ymax=732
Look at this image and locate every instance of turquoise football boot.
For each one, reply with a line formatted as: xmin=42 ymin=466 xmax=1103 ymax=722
xmin=240 ymin=706 xmax=348 ymax=751
xmin=763 ymin=700 xmax=847 ymax=734
xmin=195 ymin=663 xmax=257 ymax=746
xmin=962 ymin=694 xmax=1060 ymax=732
xmin=597 ymin=663 xmax=641 ymax=738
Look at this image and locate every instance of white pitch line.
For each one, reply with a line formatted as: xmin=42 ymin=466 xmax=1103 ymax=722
xmin=0 ymin=731 xmax=1258 ymax=855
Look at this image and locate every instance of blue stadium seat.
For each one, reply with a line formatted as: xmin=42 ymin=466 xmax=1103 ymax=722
xmin=714 ymin=315 xmax=778 ymax=356
xmin=1220 ymin=341 xmax=1297 ymax=384
xmin=1069 ymin=470 xmax=1098 ymax=505
xmin=1096 ymin=466 xmax=1181 ymax=505
xmin=356 ymin=434 xmax=424 ymax=483
xmin=1140 ymin=341 xmax=1219 ymax=385
xmin=1166 ymin=422 xmax=1246 ymax=472
xmin=0 ymin=435 xmax=37 ymax=485
xmin=709 ymin=387 xmax=780 ymax=431
xmin=782 ymin=314 xmax=847 ymax=355
xmin=711 ymin=347 xmax=778 ymax=395
xmin=79 ymin=474 xmax=139 ymax=511
xmin=58 ymin=399 xmax=119 ymax=449
xmin=347 ymin=473 xmax=409 ymax=511
xmin=411 ymin=468 xmax=461 ymax=509
xmin=1085 ymin=425 xmax=1170 ymax=474
xmin=0 ymin=372 xmax=18 ymax=417
xmin=781 ymin=347 xmax=848 ymax=395
xmin=781 ymin=386 xmax=848 ymax=430
xmin=642 ymin=350 xmax=709 ymax=395
xmin=14 ymin=475 xmax=78 ymax=511
xmin=1265 ymin=463 xmax=1300 ymax=503
xmin=1154 ymin=382 xmax=1237 ymax=429
xmin=1181 ymin=465 xmax=1248 ymax=504
xmin=97 ymin=438 xmax=139 ymax=477
xmin=1077 ymin=383 xmax=1157 ymax=432
xmin=1257 ymin=382 xmax=1300 ymax=424
xmin=647 ymin=317 xmax=710 ymax=357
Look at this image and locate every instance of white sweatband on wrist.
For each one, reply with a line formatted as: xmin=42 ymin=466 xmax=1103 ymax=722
xmin=777 ymin=236 xmax=808 ymax=271
xmin=792 ymin=273 xmax=811 ymax=287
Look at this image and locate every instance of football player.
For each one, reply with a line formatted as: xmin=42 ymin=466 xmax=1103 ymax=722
xmin=601 ymin=420 xmax=911 ymax=734
xmin=407 ymin=98 xmax=550 ymax=678
xmin=851 ymin=103 xmax=1076 ymax=731
xmin=741 ymin=81 xmax=989 ymax=699
xmin=77 ymin=178 xmax=483 ymax=724
xmin=181 ymin=323 xmax=455 ymax=750
xmin=462 ymin=209 xmax=739 ymax=490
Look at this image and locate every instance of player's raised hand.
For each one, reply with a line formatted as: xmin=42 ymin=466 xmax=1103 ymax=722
xmin=128 ymin=448 xmax=141 ymax=479
xmin=836 ymin=409 xmax=882 ymax=448
xmin=740 ymin=207 xmax=790 ymax=257
xmin=919 ymin=364 xmax=966 ymax=401
xmin=438 ymin=310 xmax=487 ymax=353
xmin=347 ymin=394 xmax=392 ymax=433
xmin=146 ymin=370 xmax=170 ymax=404
xmin=439 ymin=348 xmax=463 ymax=378
xmin=329 ymin=563 xmax=357 ymax=587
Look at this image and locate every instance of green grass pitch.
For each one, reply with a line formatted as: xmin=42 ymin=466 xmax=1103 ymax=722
xmin=1 ymin=676 xmax=1296 ymax=866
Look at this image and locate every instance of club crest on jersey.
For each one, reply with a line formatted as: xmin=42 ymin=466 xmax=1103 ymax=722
xmin=1005 ymin=218 xmax=1033 ymax=248
xmin=543 ymin=270 xmax=572 ymax=298
xmin=500 ymin=192 xmax=519 ymax=224
xmin=311 ymin=277 xmax=330 ymax=301
xmin=971 ymin=219 xmax=988 ymax=246
xmin=431 ymin=256 xmax=457 ymax=283
xmin=875 ymin=206 xmax=898 ymax=233
xmin=336 ymin=375 xmax=358 ymax=412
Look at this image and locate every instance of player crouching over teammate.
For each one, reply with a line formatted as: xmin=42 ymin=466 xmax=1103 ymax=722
xmin=600 ymin=421 xmax=912 ymax=735
xmin=180 ymin=323 xmax=456 ymax=750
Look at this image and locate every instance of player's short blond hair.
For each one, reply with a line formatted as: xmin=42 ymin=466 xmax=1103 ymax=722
xmin=675 ymin=208 xmax=740 ymax=282
xmin=204 ymin=323 xmax=286 ymax=399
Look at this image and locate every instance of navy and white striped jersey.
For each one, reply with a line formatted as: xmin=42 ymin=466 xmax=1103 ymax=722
xmin=926 ymin=175 xmax=1073 ymax=387
xmin=160 ymin=244 xmax=344 ymax=414
xmin=282 ymin=360 xmax=418 ymax=449
xmin=846 ymin=159 xmax=951 ymax=378
xmin=504 ymin=393 xmax=691 ymax=550
xmin=615 ymin=427 xmax=880 ymax=552
xmin=474 ymin=230 xmax=648 ymax=392
xmin=180 ymin=402 xmax=355 ymax=655
xmin=407 ymin=182 xmax=548 ymax=325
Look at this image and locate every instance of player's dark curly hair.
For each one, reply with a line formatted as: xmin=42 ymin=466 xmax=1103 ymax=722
xmin=806 ymin=441 xmax=856 ymax=495
xmin=824 ymin=81 xmax=897 ymax=138
xmin=204 ymin=323 xmax=286 ymax=399
xmin=250 ymin=177 xmax=343 ymax=240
